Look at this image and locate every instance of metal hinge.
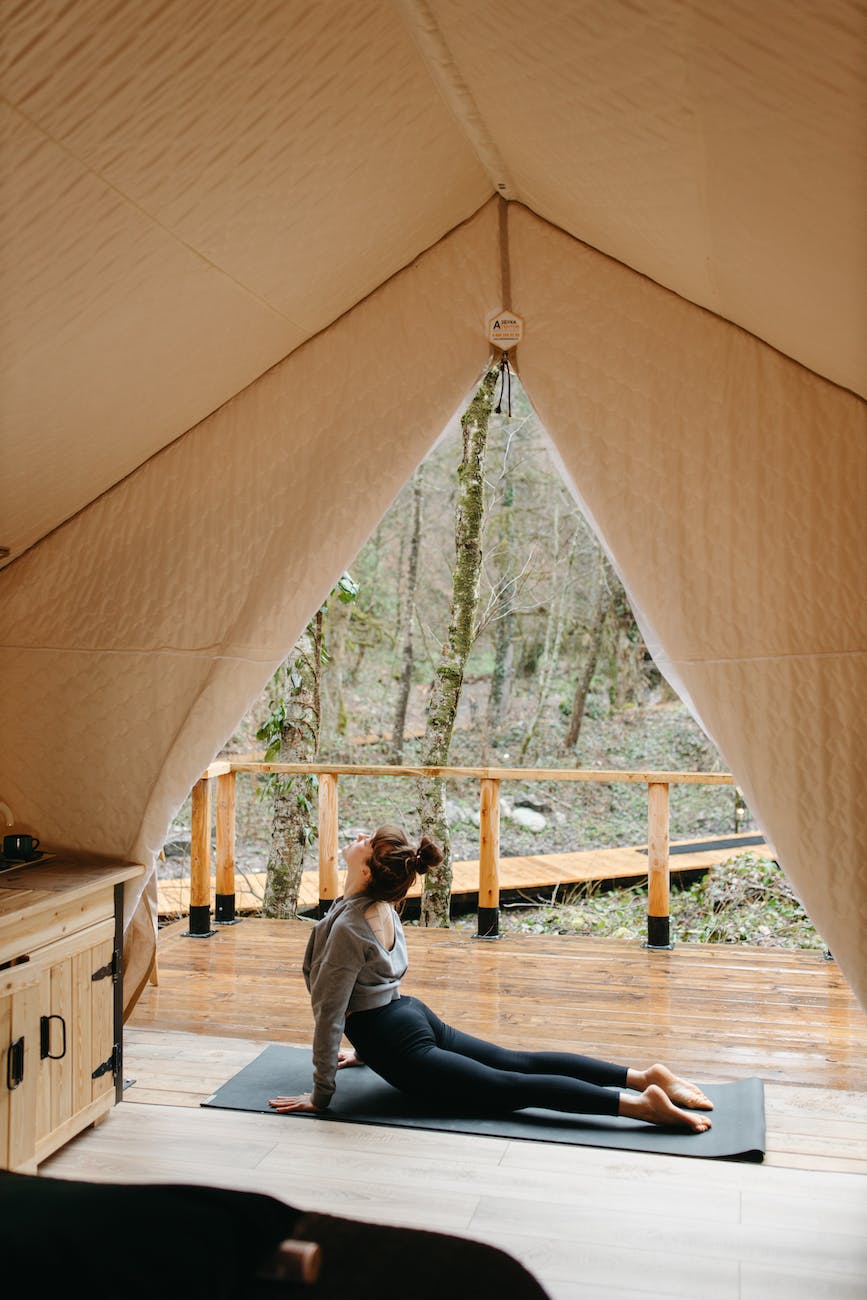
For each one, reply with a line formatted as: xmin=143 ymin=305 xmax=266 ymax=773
xmin=92 ymin=949 xmax=120 ymax=983
xmin=92 ymin=1043 xmax=120 ymax=1081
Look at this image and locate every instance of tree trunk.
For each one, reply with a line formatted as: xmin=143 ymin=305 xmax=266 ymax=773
xmin=486 ymin=455 xmax=516 ymax=737
xmin=262 ymin=628 xmax=321 ymax=917
xmin=391 ymin=466 xmax=424 ymax=762
xmin=418 ymin=365 xmax=499 ymax=926
xmin=320 ymin=598 xmax=351 ymax=746
xmin=518 ymin=510 xmax=579 ymax=762
xmin=564 ymin=556 xmax=612 ymax=751
xmin=487 ymin=603 xmax=514 ymax=736
xmin=609 ymin=579 xmax=644 ymax=711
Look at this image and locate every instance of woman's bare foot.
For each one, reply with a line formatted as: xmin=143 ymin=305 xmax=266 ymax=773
xmin=620 ymin=1084 xmax=712 ymax=1132
xmin=631 ymin=1063 xmax=713 ymax=1111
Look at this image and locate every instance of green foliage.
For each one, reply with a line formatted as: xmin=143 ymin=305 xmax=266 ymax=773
xmin=673 ymin=851 xmax=823 ymax=947
xmin=256 ymin=571 xmax=359 ymax=761
xmin=256 ymin=701 xmax=287 ymax=762
xmin=461 ymin=853 xmax=823 ymax=949
xmin=334 ymin=572 xmax=360 ymax=604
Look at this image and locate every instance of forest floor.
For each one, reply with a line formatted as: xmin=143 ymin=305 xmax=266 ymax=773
xmin=161 ymin=695 xmax=822 ymax=950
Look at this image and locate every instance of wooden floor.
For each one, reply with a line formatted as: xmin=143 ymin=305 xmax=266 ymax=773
xmin=156 ymin=830 xmax=772 ymax=916
xmin=41 ymin=920 xmax=867 ymax=1300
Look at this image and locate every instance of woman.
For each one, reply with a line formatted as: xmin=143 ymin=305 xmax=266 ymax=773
xmin=269 ymin=825 xmax=713 ymax=1131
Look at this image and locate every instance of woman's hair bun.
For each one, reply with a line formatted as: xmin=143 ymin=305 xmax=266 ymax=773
xmin=365 ymin=825 xmax=444 ymax=906
xmin=415 ymin=835 xmax=443 ymax=874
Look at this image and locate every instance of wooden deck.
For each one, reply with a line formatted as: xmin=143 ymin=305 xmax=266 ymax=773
xmin=156 ymin=830 xmax=772 ymax=917
xmin=131 ymin=917 xmax=865 ymax=1148
xmin=42 ymin=920 xmax=867 ymax=1299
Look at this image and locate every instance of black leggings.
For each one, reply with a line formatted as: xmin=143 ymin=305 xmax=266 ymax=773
xmin=345 ymin=995 xmax=628 ymax=1117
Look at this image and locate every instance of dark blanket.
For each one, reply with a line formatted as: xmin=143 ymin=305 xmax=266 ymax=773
xmin=0 ymin=1170 xmax=549 ymax=1299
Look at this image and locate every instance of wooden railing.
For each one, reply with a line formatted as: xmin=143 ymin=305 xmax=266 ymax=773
xmin=182 ymin=761 xmax=735 ymax=950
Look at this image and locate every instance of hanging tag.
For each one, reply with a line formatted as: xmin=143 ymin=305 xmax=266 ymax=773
xmin=494 ymin=350 xmax=512 ymax=416
xmin=486 ymin=309 xmax=523 ymax=350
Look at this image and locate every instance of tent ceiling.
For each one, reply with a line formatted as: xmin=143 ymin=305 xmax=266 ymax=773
xmin=1 ymin=0 xmax=865 ymax=567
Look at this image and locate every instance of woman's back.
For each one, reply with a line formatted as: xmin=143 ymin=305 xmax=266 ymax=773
xmin=364 ymin=899 xmax=395 ymax=952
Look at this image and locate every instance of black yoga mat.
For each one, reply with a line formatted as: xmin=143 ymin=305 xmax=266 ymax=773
xmin=202 ymin=1044 xmax=765 ymax=1162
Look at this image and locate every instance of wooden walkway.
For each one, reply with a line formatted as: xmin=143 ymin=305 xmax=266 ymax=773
xmin=156 ymin=830 xmax=772 ymax=917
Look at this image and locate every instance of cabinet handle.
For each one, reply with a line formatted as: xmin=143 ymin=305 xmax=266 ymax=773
xmin=40 ymin=1014 xmax=67 ymax=1060
xmin=6 ymin=1036 xmax=24 ymax=1090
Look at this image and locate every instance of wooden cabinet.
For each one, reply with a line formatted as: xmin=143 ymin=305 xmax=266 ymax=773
xmin=0 ymin=860 xmax=144 ymax=1171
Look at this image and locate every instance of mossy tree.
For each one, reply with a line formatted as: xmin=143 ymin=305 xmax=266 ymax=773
xmin=418 ymin=363 xmax=500 ymax=926
xmin=258 ymin=573 xmax=358 ymax=916
xmin=563 ymin=549 xmax=614 ymax=752
xmin=391 ymin=464 xmax=424 ymax=762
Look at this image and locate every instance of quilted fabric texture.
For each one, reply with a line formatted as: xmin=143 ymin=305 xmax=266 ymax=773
xmin=3 ymin=1 xmax=864 ymax=568
xmin=0 ymin=2 xmax=865 ymax=1017
xmin=0 ymin=0 xmax=490 ymax=560
xmin=511 ymin=206 xmax=867 ymax=1009
xmin=0 ymin=203 xmax=500 ymax=1004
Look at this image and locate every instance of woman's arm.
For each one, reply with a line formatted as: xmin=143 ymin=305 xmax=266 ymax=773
xmin=307 ymin=962 xmax=363 ymax=1107
xmin=305 ymin=914 xmax=371 ymax=1108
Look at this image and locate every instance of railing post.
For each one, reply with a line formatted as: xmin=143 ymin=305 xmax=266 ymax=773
xmin=318 ymin=773 xmax=340 ymax=917
xmin=477 ymin=778 xmax=501 ymax=939
xmin=645 ymin=781 xmax=673 ymax=949
xmin=184 ymin=776 xmax=216 ymax=937
xmin=215 ymin=770 xmax=240 ymax=924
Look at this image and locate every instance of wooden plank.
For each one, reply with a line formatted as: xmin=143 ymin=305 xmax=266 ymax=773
xmin=71 ymin=946 xmax=92 ymax=1115
xmin=228 ymin=762 xmax=735 ymax=785
xmin=128 ymin=920 xmax=867 ymax=1102
xmin=646 ymin=781 xmax=670 ymax=920
xmin=189 ymin=778 xmax=212 ymax=910
xmin=0 ymin=888 xmax=51 ymax=916
xmin=48 ymin=950 xmax=73 ymax=1133
xmin=478 ymin=779 xmax=500 ymax=910
xmin=215 ymin=771 xmax=236 ymax=897
xmin=0 ymin=864 xmax=144 ymax=962
xmin=1 ymin=967 xmax=41 ymax=1171
xmin=0 ymin=862 xmax=144 ymax=897
xmin=318 ymin=774 xmax=340 ymax=902
xmin=91 ymin=934 xmax=115 ymax=1107
xmin=1 ymin=892 xmax=116 ymax=967
xmin=33 ymin=1093 xmax=114 ymax=1164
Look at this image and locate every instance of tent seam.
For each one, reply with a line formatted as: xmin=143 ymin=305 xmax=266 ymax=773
xmin=0 ymin=196 xmax=500 ymax=575
xmin=1 ymin=98 xmax=310 ymax=334
xmin=393 ymin=0 xmax=515 ymax=198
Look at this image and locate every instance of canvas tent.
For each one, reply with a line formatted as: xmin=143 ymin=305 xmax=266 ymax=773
xmin=1 ymin=0 xmax=865 ymax=1020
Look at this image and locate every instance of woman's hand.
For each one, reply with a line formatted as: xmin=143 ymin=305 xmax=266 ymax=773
xmin=337 ymin=1048 xmax=364 ymax=1069
xmin=268 ymin=1092 xmax=321 ymax=1113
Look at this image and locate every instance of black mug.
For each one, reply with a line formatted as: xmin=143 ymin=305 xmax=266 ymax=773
xmin=3 ymin=834 xmax=40 ymax=860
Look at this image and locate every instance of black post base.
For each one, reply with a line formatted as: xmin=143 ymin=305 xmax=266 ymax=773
xmin=317 ymin=898 xmax=336 ymax=919
xmin=183 ymin=904 xmax=217 ymax=938
xmin=476 ymin=906 xmax=500 ymax=939
xmin=214 ymin=894 xmax=241 ymax=925
xmin=643 ymin=914 xmax=673 ymax=950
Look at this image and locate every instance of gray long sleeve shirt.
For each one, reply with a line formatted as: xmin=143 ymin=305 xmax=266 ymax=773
xmin=303 ymin=894 xmax=407 ymax=1108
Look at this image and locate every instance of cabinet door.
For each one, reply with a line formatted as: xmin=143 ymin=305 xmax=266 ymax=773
xmin=34 ymin=919 xmax=116 ymax=1152
xmin=0 ymin=965 xmax=40 ymax=1171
